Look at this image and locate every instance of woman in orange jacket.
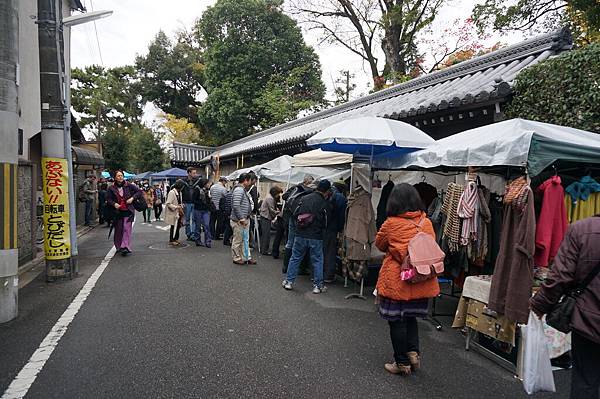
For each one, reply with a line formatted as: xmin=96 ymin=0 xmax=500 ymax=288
xmin=375 ymin=183 xmax=440 ymax=376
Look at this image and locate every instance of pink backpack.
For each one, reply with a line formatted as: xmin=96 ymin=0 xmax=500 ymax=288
xmin=400 ymin=218 xmax=445 ymax=283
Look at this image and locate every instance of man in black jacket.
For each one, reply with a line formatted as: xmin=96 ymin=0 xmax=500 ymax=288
xmin=282 ymin=179 xmax=331 ymax=294
xmin=281 ymin=175 xmax=314 ymax=272
xmin=182 ymin=167 xmax=199 ymax=241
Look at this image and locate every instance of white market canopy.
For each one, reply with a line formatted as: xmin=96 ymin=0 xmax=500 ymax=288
xmin=306 ymin=116 xmax=435 ymax=156
xmin=291 ymin=149 xmax=353 ymax=167
xmin=374 ymin=118 xmax=600 ymax=176
xmin=225 ymin=151 xmax=352 ymax=185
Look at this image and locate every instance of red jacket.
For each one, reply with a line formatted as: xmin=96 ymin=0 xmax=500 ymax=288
xmin=534 ymin=176 xmax=568 ymax=267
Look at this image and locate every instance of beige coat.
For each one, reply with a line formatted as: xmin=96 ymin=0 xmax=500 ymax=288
xmin=164 ymin=189 xmax=182 ymax=226
xmin=344 ymin=186 xmax=377 ymax=260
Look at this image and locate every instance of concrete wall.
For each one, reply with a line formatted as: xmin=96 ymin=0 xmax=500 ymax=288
xmin=17 ymin=163 xmax=36 ymax=265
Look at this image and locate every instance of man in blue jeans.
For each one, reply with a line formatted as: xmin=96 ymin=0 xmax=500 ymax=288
xmin=282 ymin=179 xmax=331 ymax=294
xmin=282 ymin=175 xmax=314 ymax=273
xmin=181 ymin=167 xmax=199 ymax=241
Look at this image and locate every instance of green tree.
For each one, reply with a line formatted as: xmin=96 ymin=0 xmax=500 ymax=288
xmin=196 ymin=0 xmax=326 ymax=144
xmin=472 ymin=0 xmax=600 ymax=44
xmin=135 ymin=30 xmax=205 ymax=124
xmin=256 ymin=64 xmax=326 ymax=127
xmin=103 ymin=128 xmax=131 ymax=174
xmin=332 ymin=70 xmax=357 ymax=105
xmin=71 ymin=65 xmax=142 ymax=138
xmin=129 ymin=124 xmax=167 ymax=172
xmin=506 ymin=43 xmax=600 ymax=133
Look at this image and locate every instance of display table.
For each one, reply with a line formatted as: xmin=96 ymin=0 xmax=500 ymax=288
xmin=452 ymin=275 xmax=571 ymax=376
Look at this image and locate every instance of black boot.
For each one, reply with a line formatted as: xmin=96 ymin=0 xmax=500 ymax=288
xmin=282 ymin=248 xmax=291 ymax=274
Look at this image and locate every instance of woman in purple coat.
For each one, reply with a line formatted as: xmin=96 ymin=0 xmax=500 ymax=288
xmin=106 ymin=170 xmax=143 ymax=255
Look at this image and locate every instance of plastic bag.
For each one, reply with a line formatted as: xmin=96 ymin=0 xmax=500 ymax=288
xmin=522 ymin=312 xmax=556 ymax=395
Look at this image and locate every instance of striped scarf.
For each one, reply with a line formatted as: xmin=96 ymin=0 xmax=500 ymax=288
xmin=442 ymin=183 xmax=464 ymax=252
xmin=457 ymin=181 xmax=480 ymax=246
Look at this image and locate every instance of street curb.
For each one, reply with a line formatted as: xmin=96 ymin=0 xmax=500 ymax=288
xmin=17 ymin=225 xmax=96 ymax=288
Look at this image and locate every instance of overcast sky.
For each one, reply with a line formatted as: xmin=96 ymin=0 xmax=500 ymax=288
xmin=70 ymin=0 xmax=524 ymax=123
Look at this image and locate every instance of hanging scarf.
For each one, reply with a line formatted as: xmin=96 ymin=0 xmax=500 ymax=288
xmin=504 ymin=176 xmax=528 ymax=207
xmin=442 ymin=183 xmax=464 ymax=252
xmin=457 ymin=181 xmax=479 ymax=246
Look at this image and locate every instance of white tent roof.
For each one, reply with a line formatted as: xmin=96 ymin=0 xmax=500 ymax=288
xmin=225 ymin=155 xmax=293 ymax=181
xmin=374 ymin=119 xmax=600 ymax=175
xmin=226 ymin=154 xmax=351 ymax=185
xmin=307 ymin=116 xmax=434 ymax=148
xmin=291 ymin=149 xmax=353 ymax=167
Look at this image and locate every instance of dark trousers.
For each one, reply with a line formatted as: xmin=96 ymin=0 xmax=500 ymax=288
xmin=272 ymin=218 xmax=285 ymax=257
xmin=323 ymin=230 xmax=338 ymax=281
xmin=84 ymin=199 xmax=93 ymax=225
xmin=154 ymin=204 xmax=162 ymax=220
xmin=169 ymin=225 xmax=180 ymax=242
xmin=388 ymin=318 xmax=420 ymax=366
xmin=210 ymin=210 xmax=226 ymax=239
xmin=259 ymin=216 xmax=272 ymax=254
xmin=217 ymin=211 xmax=226 ymax=238
xmin=210 ymin=210 xmax=218 ymax=238
xmin=98 ymin=204 xmax=105 ymax=224
xmin=571 ymin=332 xmax=600 ymax=399
xmin=223 ymin=218 xmax=233 ymax=245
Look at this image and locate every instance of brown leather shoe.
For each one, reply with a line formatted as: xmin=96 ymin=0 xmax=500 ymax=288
xmin=384 ymin=362 xmax=411 ymax=376
xmin=407 ymin=352 xmax=420 ymax=371
xmin=246 ymin=259 xmax=257 ymax=265
xmin=233 ymin=260 xmax=245 ymax=265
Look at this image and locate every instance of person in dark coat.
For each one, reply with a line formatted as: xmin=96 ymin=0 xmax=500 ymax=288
xmin=106 ymin=171 xmax=143 ymax=256
xmin=281 ymin=175 xmax=314 ymax=272
xmin=192 ymin=178 xmax=213 ymax=248
xmin=98 ymin=182 xmax=108 ymax=225
xmin=530 ymin=215 xmax=600 ymax=399
xmin=182 ymin=167 xmax=199 ymax=241
xmin=323 ymin=184 xmax=347 ymax=283
xmin=282 ymin=180 xmax=331 ymax=294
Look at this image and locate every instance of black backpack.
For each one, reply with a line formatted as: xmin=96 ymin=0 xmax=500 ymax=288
xmin=222 ymin=191 xmax=233 ymax=217
xmin=285 ymin=190 xmax=311 ymax=220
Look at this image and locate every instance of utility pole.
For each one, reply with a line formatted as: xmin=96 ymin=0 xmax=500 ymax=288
xmin=38 ymin=0 xmax=73 ymax=277
xmin=0 ymin=0 xmax=19 ymax=323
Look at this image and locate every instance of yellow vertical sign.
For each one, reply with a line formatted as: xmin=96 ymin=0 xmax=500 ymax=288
xmin=41 ymin=157 xmax=71 ymax=260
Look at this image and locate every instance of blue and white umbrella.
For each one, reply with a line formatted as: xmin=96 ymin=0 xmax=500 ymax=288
xmin=306 ymin=116 xmax=434 ymax=157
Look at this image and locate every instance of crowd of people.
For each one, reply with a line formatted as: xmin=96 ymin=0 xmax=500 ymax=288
xmin=80 ymin=167 xmax=600 ymax=396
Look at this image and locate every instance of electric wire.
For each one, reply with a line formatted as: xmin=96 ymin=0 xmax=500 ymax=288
xmin=88 ymin=0 xmax=104 ymax=66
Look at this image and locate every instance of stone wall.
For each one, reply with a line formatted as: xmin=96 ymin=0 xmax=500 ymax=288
xmin=17 ymin=163 xmax=34 ymax=265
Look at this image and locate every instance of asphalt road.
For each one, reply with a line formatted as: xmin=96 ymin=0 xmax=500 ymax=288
xmin=0 ymin=218 xmax=572 ymax=398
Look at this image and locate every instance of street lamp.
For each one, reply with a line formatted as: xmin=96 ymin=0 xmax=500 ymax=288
xmin=63 ymin=10 xmax=113 ymax=27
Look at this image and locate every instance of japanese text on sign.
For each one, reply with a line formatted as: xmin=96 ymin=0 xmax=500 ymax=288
xmin=41 ymin=157 xmax=71 ymax=259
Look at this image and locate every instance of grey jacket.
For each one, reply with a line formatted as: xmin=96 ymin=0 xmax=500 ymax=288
xmin=210 ymin=183 xmax=227 ymax=210
xmin=230 ymin=185 xmax=252 ymax=222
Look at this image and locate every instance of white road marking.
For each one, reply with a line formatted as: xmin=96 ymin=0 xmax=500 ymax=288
xmin=1 ymin=245 xmax=118 ymax=399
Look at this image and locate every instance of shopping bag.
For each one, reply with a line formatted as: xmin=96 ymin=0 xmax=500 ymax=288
xmin=522 ymin=312 xmax=556 ymax=395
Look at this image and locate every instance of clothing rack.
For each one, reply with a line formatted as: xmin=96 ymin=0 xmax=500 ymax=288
xmin=344 ymin=276 xmax=366 ymax=300
xmin=425 ymin=277 xmax=462 ymax=331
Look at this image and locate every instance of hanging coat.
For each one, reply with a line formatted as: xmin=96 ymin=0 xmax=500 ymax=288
xmin=488 ymin=187 xmax=536 ymax=324
xmin=534 ymin=176 xmax=568 ymax=267
xmin=344 ymin=186 xmax=377 ymax=261
xmin=376 ymin=180 xmax=394 ymax=230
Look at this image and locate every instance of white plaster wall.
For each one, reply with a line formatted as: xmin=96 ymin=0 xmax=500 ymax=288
xmin=17 ymin=0 xmax=41 ymax=161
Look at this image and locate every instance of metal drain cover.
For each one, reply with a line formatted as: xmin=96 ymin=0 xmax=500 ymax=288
xmin=148 ymin=242 xmax=190 ymax=250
